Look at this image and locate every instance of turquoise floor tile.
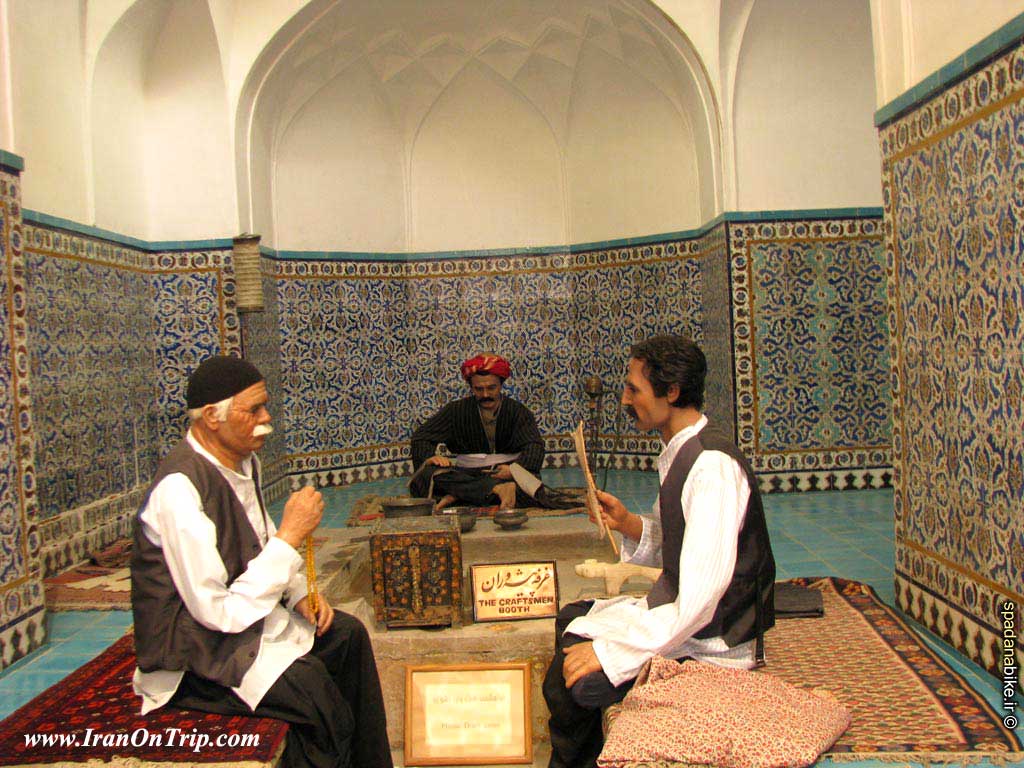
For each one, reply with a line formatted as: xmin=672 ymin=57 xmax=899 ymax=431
xmin=0 ymin=689 xmax=39 ymax=716
xmin=2 ymin=670 xmax=69 ymax=691
xmin=44 ymin=613 xmax=97 ymax=639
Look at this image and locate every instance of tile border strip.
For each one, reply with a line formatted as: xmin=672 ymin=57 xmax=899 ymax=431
xmin=875 ymin=11 xmax=1024 ymax=127
xmin=23 ymin=208 xmax=882 ymax=263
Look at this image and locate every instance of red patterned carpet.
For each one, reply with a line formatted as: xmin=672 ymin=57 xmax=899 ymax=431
xmin=765 ymin=578 xmax=1021 ymax=761
xmin=0 ymin=635 xmax=288 ymax=766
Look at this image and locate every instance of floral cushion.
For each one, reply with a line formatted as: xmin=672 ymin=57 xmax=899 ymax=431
xmin=600 ymin=657 xmax=851 ymax=768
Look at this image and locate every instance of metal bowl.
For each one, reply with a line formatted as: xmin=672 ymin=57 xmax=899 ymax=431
xmin=435 ymin=506 xmax=477 ymax=533
xmin=492 ymin=508 xmax=528 ymax=530
xmin=381 ymin=496 xmax=434 ymax=518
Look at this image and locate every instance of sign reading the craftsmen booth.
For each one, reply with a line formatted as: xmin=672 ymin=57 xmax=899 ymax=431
xmin=470 ymin=561 xmax=558 ymax=622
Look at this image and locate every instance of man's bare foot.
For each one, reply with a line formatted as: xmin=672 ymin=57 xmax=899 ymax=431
xmin=494 ymin=482 xmax=517 ymax=510
xmin=433 ymin=494 xmax=458 ymax=512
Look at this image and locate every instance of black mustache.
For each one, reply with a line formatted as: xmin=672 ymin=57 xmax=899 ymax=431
xmin=625 ymin=406 xmax=638 ymax=420
xmin=478 ymin=397 xmax=495 ymax=403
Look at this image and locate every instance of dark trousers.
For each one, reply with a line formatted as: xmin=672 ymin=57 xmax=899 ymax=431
xmin=409 ymin=465 xmax=503 ymax=506
xmin=542 ymin=601 xmax=635 ymax=768
xmin=169 ymin=612 xmax=392 ymax=768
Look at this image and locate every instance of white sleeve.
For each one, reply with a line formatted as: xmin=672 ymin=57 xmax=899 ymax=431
xmin=262 ymin=507 xmax=309 ymax=609
xmin=620 ymin=500 xmax=663 ymax=567
xmin=590 ymin=451 xmax=750 ymax=684
xmin=139 ymin=473 xmax=303 ymax=634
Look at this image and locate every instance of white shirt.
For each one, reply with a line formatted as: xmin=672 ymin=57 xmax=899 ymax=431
xmin=565 ymin=415 xmax=755 ymax=686
xmin=132 ymin=430 xmax=315 ymax=713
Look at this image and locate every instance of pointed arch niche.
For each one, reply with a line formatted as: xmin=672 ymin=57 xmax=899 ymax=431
xmin=91 ymin=0 xmax=235 ymax=240
xmin=237 ymin=0 xmax=721 ymax=252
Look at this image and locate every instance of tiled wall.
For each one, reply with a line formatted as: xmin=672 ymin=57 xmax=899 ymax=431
xmin=239 ymin=262 xmax=288 ymax=500
xmin=272 ymin=230 xmax=730 ymax=490
xmin=268 ymin=219 xmax=890 ymax=495
xmin=21 ymin=226 xmax=240 ymax=577
xmin=728 ymin=218 xmax=891 ymax=492
xmin=880 ymin=39 xmax=1024 ymax=675
xmin=0 ymin=165 xmax=46 ymax=668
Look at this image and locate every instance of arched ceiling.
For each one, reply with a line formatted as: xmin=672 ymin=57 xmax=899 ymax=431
xmin=238 ymin=0 xmax=721 ymax=247
xmin=258 ymin=0 xmax=710 ymax=150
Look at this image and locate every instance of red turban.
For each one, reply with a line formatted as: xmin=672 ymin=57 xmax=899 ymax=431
xmin=461 ymin=354 xmax=511 ymax=382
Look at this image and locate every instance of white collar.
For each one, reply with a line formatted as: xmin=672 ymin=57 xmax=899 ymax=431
xmin=657 ymin=414 xmax=708 ymax=474
xmin=186 ymin=428 xmax=253 ymax=479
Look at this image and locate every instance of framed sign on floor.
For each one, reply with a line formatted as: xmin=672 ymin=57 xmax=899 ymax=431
xmin=404 ymin=662 xmax=532 ymax=766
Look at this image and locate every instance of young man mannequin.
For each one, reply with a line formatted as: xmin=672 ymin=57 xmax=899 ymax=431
xmin=542 ymin=335 xmax=776 ymax=768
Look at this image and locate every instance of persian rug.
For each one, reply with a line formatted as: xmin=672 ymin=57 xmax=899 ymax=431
xmin=44 ymin=538 xmax=138 ymax=611
xmin=44 ymin=565 xmax=131 ymax=611
xmin=45 ymin=538 xmax=330 ymax=611
xmin=0 ymin=635 xmax=289 ymax=767
xmin=606 ymin=577 xmax=1021 ymax=766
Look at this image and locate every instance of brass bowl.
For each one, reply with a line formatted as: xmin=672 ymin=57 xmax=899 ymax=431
xmin=493 ymin=508 xmax=528 ymax=530
xmin=381 ymin=496 xmax=434 ymax=518
xmin=435 ymin=506 xmax=477 ymax=533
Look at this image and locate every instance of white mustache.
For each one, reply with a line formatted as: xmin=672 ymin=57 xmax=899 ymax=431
xmin=253 ymin=424 xmax=274 ymax=437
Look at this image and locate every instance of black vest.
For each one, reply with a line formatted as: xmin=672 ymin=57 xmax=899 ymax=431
xmin=131 ymin=439 xmax=267 ymax=687
xmin=646 ymin=421 xmax=776 ymax=650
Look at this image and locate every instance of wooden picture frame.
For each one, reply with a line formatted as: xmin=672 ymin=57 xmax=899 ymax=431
xmin=404 ymin=662 xmax=532 ymax=765
xmin=470 ymin=561 xmax=559 ymax=622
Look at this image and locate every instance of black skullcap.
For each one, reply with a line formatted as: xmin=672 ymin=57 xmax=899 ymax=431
xmin=186 ymin=355 xmax=264 ymax=409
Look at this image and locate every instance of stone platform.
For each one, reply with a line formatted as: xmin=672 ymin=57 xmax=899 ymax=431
xmin=315 ymin=515 xmax=639 ymax=759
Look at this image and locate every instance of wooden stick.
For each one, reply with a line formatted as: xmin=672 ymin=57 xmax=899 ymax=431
xmin=573 ymin=421 xmax=619 ymax=557
xmin=305 ymin=534 xmax=319 ymax=615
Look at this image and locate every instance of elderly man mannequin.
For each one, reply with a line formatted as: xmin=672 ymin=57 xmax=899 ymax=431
xmin=410 ymin=353 xmax=544 ymax=510
xmin=131 ymin=355 xmax=392 ymax=768
xmin=542 ymin=336 xmax=776 ymax=768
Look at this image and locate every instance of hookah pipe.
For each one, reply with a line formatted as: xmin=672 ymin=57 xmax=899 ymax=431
xmin=583 ymin=375 xmax=624 ymax=491
xmin=583 ymin=374 xmax=605 ymax=469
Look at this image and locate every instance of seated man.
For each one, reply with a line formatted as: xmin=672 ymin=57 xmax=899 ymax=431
xmin=131 ymin=355 xmax=392 ymax=768
xmin=410 ymin=353 xmax=544 ymax=510
xmin=542 ymin=335 xmax=776 ymax=768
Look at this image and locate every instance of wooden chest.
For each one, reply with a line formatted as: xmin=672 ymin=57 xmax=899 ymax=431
xmin=369 ymin=516 xmax=463 ymax=629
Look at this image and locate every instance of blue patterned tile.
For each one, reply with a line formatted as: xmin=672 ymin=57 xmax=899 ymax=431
xmin=881 ymin=37 xmax=1024 ymax=676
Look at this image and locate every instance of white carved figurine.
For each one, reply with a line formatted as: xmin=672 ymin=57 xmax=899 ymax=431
xmin=574 ymin=558 xmax=662 ymax=596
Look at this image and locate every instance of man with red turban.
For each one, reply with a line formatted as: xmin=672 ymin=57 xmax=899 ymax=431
xmin=410 ymin=353 xmax=544 ymax=509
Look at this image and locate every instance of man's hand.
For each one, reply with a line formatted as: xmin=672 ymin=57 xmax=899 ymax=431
xmin=489 ymin=464 xmax=513 ymax=480
xmin=594 ymin=489 xmax=643 ymax=542
xmin=295 ymin=595 xmax=334 ymax=636
xmin=562 ymin=641 xmax=603 ymax=688
xmin=275 ymin=486 xmax=324 ymax=549
xmin=425 ymin=455 xmax=453 ymax=468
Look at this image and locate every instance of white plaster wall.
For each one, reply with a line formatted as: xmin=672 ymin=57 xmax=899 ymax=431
xmin=650 ymin=0 xmax=722 ymax=93
xmin=92 ymin=0 xmax=167 ymax=238
xmin=7 ymin=0 xmax=89 ymax=220
xmin=142 ymin=0 xmax=236 ymax=240
xmin=733 ymin=0 xmax=881 ymax=210
xmin=567 ymin=40 xmax=699 ymax=241
xmin=258 ymin=0 xmax=712 ymax=251
xmin=0 ymin=0 xmax=15 ymax=153
xmin=249 ymin=101 xmax=276 ymax=244
xmin=276 ymin=61 xmax=405 ymax=251
xmin=870 ymin=0 xmax=1024 ymax=107
xmin=412 ymin=62 xmax=564 ymax=251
